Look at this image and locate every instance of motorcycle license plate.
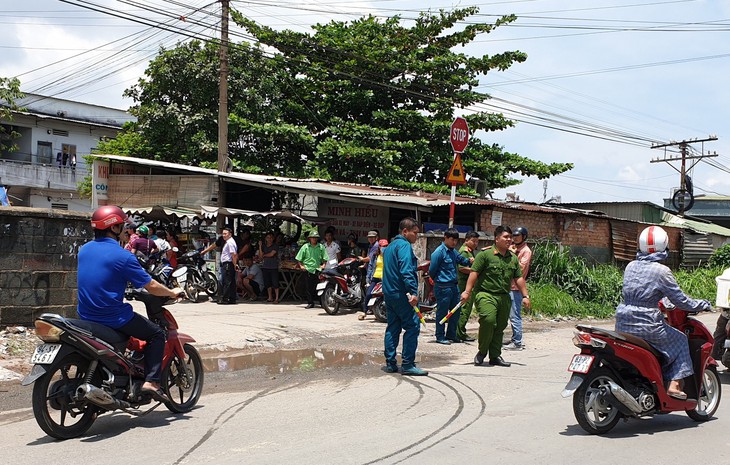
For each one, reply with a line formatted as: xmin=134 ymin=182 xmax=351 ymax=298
xmin=316 ymin=282 xmax=327 ymax=291
xmin=368 ymin=298 xmax=376 ymax=307
xmin=30 ymin=344 xmax=62 ymax=365
xmin=567 ymin=354 xmax=594 ymax=374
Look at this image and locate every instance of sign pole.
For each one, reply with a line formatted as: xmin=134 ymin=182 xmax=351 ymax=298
xmin=449 ymin=181 xmax=456 ymax=228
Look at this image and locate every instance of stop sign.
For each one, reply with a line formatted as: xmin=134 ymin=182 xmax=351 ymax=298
xmin=450 ymin=117 xmax=469 ymax=153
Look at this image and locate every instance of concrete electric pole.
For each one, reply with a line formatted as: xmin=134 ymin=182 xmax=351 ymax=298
xmin=217 ymin=0 xmax=230 ymax=229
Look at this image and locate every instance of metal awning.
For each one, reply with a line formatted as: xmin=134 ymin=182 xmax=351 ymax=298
xmin=124 ymin=205 xmax=201 ymax=220
xmin=199 ymin=205 xmax=304 ymax=222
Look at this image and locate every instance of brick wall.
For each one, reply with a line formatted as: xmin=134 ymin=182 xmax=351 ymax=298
xmin=478 ymin=207 xmax=684 ymax=266
xmin=0 ymin=207 xmax=92 ymax=325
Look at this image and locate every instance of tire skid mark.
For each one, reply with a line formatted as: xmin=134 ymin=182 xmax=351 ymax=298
xmin=173 ymin=382 xmax=304 ymax=465
xmin=392 ymin=373 xmax=487 ymax=464
xmin=363 ymin=374 xmax=464 ymax=464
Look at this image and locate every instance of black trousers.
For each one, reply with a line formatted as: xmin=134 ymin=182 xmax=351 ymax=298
xmin=306 ymin=271 xmax=320 ymax=305
xmin=220 ymin=261 xmax=237 ymax=303
xmin=118 ymin=313 xmax=165 ymax=383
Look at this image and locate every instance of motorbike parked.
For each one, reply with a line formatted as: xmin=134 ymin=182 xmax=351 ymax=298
xmin=363 ymin=260 xmax=436 ymax=323
xmin=177 ymin=249 xmax=219 ymax=302
xmin=562 ymin=300 xmax=721 ymax=434
xmin=367 ymin=282 xmax=387 ymax=323
xmin=317 ymin=257 xmax=365 ymax=315
xmin=22 ymin=290 xmax=204 ymax=440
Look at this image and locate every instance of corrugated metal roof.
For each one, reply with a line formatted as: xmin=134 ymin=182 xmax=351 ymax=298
xmin=660 ymin=211 xmax=730 ymax=236
xmin=92 ymin=154 xmax=589 ymax=214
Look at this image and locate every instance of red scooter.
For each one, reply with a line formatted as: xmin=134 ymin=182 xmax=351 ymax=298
xmin=316 ymin=257 xmax=365 ymax=315
xmin=22 ymin=290 xmax=204 ymax=440
xmin=562 ymin=301 xmax=721 ymax=434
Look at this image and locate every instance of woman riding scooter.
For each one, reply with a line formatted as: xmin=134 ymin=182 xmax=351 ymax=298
xmin=615 ymin=226 xmax=711 ymax=400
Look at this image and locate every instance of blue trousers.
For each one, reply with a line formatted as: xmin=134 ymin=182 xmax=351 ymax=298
xmin=384 ymin=294 xmax=421 ymax=369
xmin=509 ymin=290 xmax=523 ymax=345
xmin=435 ymin=284 xmax=460 ymax=341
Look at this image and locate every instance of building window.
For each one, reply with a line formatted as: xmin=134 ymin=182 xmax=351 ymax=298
xmin=37 ymin=141 xmax=53 ymax=165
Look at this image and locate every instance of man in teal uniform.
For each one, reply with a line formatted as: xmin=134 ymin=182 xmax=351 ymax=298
xmin=429 ymin=228 xmax=473 ymax=344
xmin=461 ymin=226 xmax=530 ymax=367
xmin=382 ymin=217 xmax=427 ymax=376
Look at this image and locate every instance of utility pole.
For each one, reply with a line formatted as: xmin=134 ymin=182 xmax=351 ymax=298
xmin=217 ymin=0 xmax=230 ymax=229
xmin=650 ymin=136 xmax=718 ymax=216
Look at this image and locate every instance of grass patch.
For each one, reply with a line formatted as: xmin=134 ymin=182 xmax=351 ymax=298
xmin=527 ymin=241 xmax=720 ymax=319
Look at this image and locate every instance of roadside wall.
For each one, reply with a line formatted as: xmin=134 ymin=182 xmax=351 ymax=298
xmin=0 ymin=207 xmax=91 ymax=325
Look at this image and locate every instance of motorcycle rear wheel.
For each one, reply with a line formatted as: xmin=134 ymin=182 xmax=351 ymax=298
xmin=573 ymin=367 xmax=622 ymax=435
xmin=204 ymin=271 xmax=219 ymax=297
xmin=373 ymin=299 xmax=387 ymax=323
xmin=162 ymin=343 xmax=204 ymax=413
xmin=31 ymin=354 xmax=99 ymax=440
xmin=686 ymin=365 xmax=721 ymax=421
xmin=321 ymin=286 xmax=339 ymax=315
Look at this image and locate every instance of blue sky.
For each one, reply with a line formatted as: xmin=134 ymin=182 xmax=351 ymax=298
xmin=2 ymin=0 xmax=729 ymax=206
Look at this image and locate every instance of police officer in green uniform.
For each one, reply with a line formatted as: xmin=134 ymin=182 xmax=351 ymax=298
xmin=461 ymin=226 xmax=530 ymax=367
xmin=456 ymin=231 xmax=480 ymax=342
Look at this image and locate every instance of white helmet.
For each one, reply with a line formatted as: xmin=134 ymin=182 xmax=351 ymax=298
xmin=639 ymin=226 xmax=669 ymax=254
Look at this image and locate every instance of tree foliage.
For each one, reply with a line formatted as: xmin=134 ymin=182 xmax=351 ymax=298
xmin=112 ymin=7 xmax=571 ymax=192
xmin=0 ymin=77 xmax=23 ymax=153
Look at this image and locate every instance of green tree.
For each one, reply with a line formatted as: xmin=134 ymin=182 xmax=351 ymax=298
xmin=0 ymin=77 xmax=24 ymax=153
xmin=232 ymin=7 xmax=571 ymax=191
xmin=112 ymin=7 xmax=571 ymax=191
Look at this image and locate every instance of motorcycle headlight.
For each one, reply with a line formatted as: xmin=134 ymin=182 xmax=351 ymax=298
xmin=35 ymin=320 xmax=64 ymax=342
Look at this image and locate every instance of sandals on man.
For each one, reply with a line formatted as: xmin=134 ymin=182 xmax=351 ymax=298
xmin=667 ymin=390 xmax=688 ymax=400
xmin=141 ymin=385 xmax=170 ymax=403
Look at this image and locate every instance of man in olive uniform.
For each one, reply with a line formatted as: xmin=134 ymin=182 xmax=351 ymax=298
xmin=461 ymin=226 xmax=530 ymax=367
xmin=456 ymin=231 xmax=480 ymax=342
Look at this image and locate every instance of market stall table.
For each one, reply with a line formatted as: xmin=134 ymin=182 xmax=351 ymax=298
xmin=279 ymin=266 xmax=306 ymax=301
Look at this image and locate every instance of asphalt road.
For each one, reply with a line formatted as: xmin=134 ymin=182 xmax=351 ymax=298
xmin=1 ymin=310 xmax=729 ymax=464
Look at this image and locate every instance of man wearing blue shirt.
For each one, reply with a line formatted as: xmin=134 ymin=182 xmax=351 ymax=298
xmin=78 ymin=206 xmax=182 ymax=402
xmin=382 ymin=218 xmax=427 ymax=376
xmin=429 ymin=228 xmax=473 ymax=344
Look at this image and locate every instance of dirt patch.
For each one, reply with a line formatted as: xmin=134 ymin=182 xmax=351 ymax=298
xmin=0 ymin=327 xmax=38 ymax=379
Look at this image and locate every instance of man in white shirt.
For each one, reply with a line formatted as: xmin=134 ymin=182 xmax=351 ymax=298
xmin=323 ymin=229 xmax=341 ymax=270
xmin=218 ymin=227 xmax=238 ymax=305
xmin=239 ymin=256 xmax=265 ymax=301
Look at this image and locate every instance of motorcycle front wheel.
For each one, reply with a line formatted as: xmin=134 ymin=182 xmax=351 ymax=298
xmin=321 ymin=286 xmax=339 ymax=315
xmin=573 ymin=367 xmax=622 ymax=435
xmin=686 ymin=365 xmax=721 ymax=421
xmin=162 ymin=343 xmax=204 ymax=413
xmin=31 ymin=353 xmax=99 ymax=440
xmin=373 ymin=298 xmax=387 ymax=323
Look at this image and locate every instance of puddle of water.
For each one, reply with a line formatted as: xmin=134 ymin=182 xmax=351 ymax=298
xmin=201 ymin=349 xmax=432 ymax=375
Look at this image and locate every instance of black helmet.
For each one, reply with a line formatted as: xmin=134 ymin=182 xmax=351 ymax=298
xmin=513 ymin=226 xmax=528 ymax=239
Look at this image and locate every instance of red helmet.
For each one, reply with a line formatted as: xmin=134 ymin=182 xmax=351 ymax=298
xmin=91 ymin=205 xmax=127 ymax=230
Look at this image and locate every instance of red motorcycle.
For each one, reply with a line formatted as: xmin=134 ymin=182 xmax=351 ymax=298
xmin=562 ymin=301 xmax=721 ymax=434
xmin=22 ymin=290 xmax=204 ymax=440
xmin=317 ymin=257 xmax=365 ymax=315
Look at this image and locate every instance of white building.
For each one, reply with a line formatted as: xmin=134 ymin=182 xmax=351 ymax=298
xmin=0 ymin=93 xmax=133 ymax=211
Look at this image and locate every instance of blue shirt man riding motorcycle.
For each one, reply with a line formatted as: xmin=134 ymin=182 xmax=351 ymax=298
xmin=77 ymin=205 xmax=183 ymax=403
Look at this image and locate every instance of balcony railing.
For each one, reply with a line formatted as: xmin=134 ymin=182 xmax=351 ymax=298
xmin=0 ymin=158 xmax=88 ymax=191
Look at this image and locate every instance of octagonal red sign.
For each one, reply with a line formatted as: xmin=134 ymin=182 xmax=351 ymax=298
xmin=450 ymin=117 xmax=469 ymax=153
